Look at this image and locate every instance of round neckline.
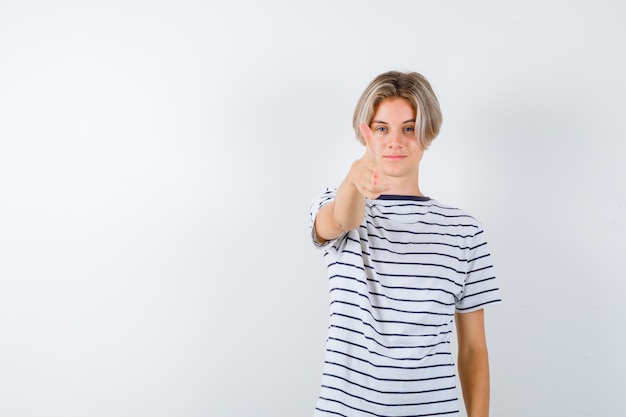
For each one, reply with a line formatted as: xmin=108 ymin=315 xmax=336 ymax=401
xmin=376 ymin=194 xmax=431 ymax=202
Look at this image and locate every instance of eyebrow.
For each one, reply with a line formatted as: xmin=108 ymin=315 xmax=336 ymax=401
xmin=371 ymin=119 xmax=415 ymax=124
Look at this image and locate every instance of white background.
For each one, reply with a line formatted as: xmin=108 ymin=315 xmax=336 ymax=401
xmin=1 ymin=1 xmax=625 ymax=416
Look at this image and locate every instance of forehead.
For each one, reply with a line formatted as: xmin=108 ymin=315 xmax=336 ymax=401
xmin=372 ymin=97 xmax=416 ymax=121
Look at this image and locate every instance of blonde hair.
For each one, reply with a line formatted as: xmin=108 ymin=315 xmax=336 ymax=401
xmin=353 ymin=71 xmax=443 ymax=149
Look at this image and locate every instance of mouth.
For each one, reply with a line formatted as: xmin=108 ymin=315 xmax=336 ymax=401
xmin=384 ymin=155 xmax=406 ymax=161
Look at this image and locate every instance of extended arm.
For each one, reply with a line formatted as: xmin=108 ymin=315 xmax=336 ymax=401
xmin=314 ymin=124 xmax=389 ymax=243
xmin=455 ymin=309 xmax=491 ymax=417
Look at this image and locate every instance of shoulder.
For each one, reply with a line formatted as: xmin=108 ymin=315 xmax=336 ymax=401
xmin=309 ymin=188 xmax=336 ymax=216
xmin=427 ymin=198 xmax=484 ymax=230
xmin=312 ymin=187 xmax=337 ymax=204
xmin=308 ymin=187 xmax=337 ymax=230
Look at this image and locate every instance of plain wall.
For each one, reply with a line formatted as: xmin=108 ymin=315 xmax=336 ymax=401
xmin=1 ymin=1 xmax=624 ymax=416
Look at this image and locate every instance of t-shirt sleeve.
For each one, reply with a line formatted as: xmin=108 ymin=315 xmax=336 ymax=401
xmin=309 ymin=188 xmax=339 ymax=249
xmin=456 ymin=225 xmax=502 ymax=313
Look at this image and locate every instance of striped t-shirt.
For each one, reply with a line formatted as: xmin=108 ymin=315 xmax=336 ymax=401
xmin=309 ymin=189 xmax=502 ymax=417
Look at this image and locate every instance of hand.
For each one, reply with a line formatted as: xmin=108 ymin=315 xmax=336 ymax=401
xmin=349 ymin=123 xmax=391 ymax=199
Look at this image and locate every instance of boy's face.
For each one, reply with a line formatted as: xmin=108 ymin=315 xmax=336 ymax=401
xmin=366 ymin=97 xmax=423 ymax=182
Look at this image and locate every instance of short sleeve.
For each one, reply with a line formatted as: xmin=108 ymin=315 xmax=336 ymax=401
xmin=456 ymin=226 xmax=502 ymax=312
xmin=309 ymin=188 xmax=338 ymax=249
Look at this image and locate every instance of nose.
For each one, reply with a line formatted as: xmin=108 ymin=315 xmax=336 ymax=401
xmin=387 ymin=129 xmax=405 ymax=147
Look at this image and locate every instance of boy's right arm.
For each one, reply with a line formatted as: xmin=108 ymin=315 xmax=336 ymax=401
xmin=314 ymin=163 xmax=367 ymax=244
xmin=314 ymin=125 xmax=389 ymax=243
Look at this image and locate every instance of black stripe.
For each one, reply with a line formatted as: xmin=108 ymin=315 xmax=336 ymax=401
xmin=315 ymin=407 xmax=347 ymax=417
xmin=328 ymin=309 xmax=450 ymax=339
xmin=321 ymin=384 xmax=458 ymax=408
xmin=322 ymin=371 xmax=456 ymax=394
xmin=365 ymin=224 xmax=477 ymax=239
xmin=365 ymin=277 xmax=458 ymax=297
xmin=329 ymin=286 xmax=456 ymax=312
xmin=456 ymin=298 xmax=502 ymax=311
xmin=318 ymin=396 xmax=459 ymax=417
xmin=369 ymin=245 xmax=468 ymax=262
xmin=366 ymin=232 xmax=474 ymax=250
xmin=330 ymin=323 xmax=453 ymax=352
xmin=376 ymin=209 xmax=475 ymax=220
xmin=326 ymin=336 xmax=452 ymax=366
xmin=370 ymin=258 xmax=465 ymax=275
xmin=469 ymin=240 xmax=488 ymax=252
xmin=324 ymin=358 xmax=455 ymax=382
xmin=464 ymin=276 xmax=497 ymax=286
xmin=326 ymin=347 xmax=454 ymax=370
xmin=460 ymin=288 xmax=501 ymax=301
xmin=467 ymin=264 xmax=493 ymax=274
xmin=330 ymin=304 xmax=453 ymax=330
xmin=370 ymin=215 xmax=481 ymax=230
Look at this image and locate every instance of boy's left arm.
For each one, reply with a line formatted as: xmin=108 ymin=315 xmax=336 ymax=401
xmin=455 ymin=309 xmax=491 ymax=417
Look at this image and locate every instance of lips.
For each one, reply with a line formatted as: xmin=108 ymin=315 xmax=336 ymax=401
xmin=384 ymin=155 xmax=406 ymax=160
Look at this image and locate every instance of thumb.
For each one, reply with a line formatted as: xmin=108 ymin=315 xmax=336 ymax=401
xmin=359 ymin=122 xmax=373 ymax=145
xmin=359 ymin=123 xmax=378 ymax=162
xmin=359 ymin=123 xmax=384 ymax=188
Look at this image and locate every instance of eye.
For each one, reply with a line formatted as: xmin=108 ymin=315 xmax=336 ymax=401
xmin=374 ymin=126 xmax=388 ymax=133
xmin=403 ymin=126 xmax=415 ymax=133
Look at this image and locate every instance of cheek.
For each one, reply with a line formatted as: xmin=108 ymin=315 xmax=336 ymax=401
xmin=409 ymin=143 xmax=424 ymax=159
xmin=366 ymin=136 xmax=384 ymax=151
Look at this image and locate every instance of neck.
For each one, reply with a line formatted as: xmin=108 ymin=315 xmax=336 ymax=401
xmin=384 ymin=177 xmax=423 ymax=196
